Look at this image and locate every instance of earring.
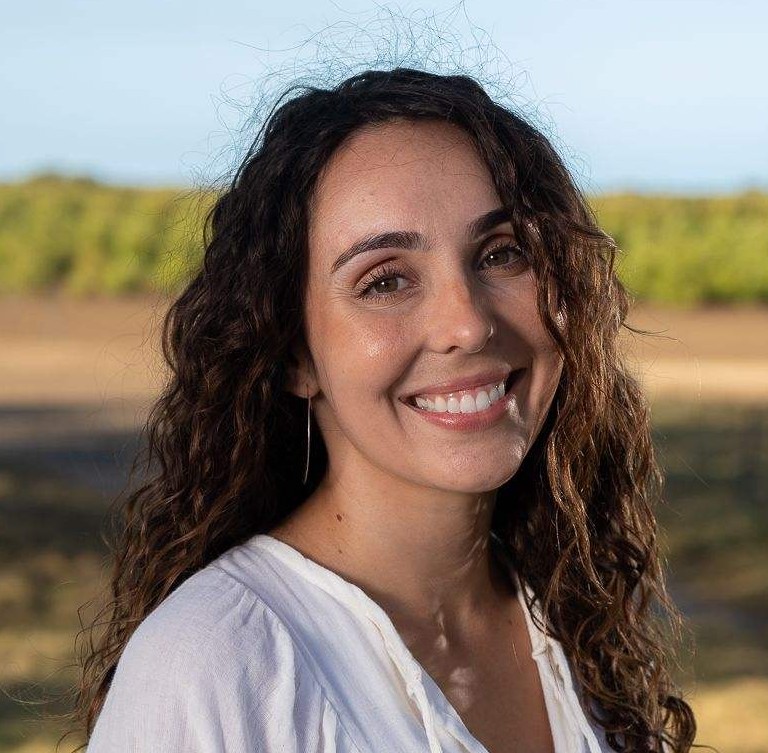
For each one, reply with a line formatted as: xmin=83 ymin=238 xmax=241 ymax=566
xmin=302 ymin=383 xmax=311 ymax=485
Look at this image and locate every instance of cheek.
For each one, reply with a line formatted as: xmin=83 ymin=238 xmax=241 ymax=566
xmin=504 ymin=285 xmax=564 ymax=399
xmin=316 ymin=311 xmax=414 ymax=400
xmin=520 ymin=296 xmax=560 ymax=348
xmin=504 ymin=278 xmax=558 ymax=351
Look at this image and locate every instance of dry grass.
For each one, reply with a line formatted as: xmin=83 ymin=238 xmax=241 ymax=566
xmin=688 ymin=677 xmax=768 ymax=753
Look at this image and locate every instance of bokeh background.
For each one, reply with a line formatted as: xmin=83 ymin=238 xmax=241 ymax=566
xmin=1 ymin=2 xmax=766 ymax=751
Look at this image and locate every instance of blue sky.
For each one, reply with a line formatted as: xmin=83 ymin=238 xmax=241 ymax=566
xmin=3 ymin=0 xmax=766 ymax=192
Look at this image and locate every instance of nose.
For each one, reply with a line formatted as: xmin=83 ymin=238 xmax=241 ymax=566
xmin=428 ymin=271 xmax=495 ymax=354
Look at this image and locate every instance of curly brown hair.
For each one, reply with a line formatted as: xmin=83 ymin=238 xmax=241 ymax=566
xmin=64 ymin=68 xmax=699 ymax=752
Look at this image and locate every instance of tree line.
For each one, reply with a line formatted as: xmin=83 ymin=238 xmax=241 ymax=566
xmin=2 ymin=175 xmax=766 ymax=304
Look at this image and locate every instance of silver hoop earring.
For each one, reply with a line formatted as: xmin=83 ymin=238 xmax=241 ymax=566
xmin=302 ymin=383 xmax=311 ymax=485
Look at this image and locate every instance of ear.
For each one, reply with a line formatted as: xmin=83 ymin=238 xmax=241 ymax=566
xmin=283 ymin=339 xmax=319 ymax=399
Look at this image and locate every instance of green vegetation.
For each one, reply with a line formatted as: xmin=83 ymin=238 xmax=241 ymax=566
xmin=0 ymin=175 xmax=214 ymax=296
xmin=1 ymin=175 xmax=767 ymax=304
xmin=592 ymin=192 xmax=768 ymax=305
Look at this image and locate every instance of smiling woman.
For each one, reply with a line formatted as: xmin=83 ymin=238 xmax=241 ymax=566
xmin=70 ymin=69 xmax=697 ymax=753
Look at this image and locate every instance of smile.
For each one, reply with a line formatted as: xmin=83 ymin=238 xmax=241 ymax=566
xmin=401 ymin=368 xmax=526 ymax=431
xmin=410 ymin=375 xmax=509 ymax=414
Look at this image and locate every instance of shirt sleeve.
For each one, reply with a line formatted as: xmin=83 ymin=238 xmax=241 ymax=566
xmin=87 ymin=574 xmax=357 ymax=753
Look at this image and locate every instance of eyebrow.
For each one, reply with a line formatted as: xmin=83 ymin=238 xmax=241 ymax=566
xmin=329 ymin=207 xmax=513 ymax=275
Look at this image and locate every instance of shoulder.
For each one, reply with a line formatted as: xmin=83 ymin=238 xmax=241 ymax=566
xmin=88 ymin=564 xmax=347 ymax=752
xmin=121 ymin=564 xmax=291 ymax=671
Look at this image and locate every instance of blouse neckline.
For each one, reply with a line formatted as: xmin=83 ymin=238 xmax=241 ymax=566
xmin=245 ymin=531 xmax=556 ymax=753
xmin=248 ymin=530 xmax=549 ymax=651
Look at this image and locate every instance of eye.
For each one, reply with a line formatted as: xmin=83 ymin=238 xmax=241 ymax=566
xmin=478 ymin=242 xmax=527 ymax=270
xmin=356 ymin=261 xmax=409 ymax=300
xmin=355 ymin=242 xmax=528 ymax=302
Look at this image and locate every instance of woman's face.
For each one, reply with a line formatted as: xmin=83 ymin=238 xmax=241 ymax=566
xmin=294 ymin=118 xmax=564 ymax=494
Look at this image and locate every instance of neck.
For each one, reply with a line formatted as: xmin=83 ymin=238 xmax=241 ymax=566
xmin=271 ymin=471 xmax=516 ymax=639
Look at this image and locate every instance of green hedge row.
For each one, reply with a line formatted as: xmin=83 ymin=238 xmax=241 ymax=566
xmin=0 ymin=176 xmax=213 ymax=296
xmin=2 ymin=175 xmax=767 ymax=304
xmin=592 ymin=192 xmax=768 ymax=304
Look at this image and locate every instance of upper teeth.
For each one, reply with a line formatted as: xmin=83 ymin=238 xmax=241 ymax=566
xmin=412 ymin=379 xmax=508 ymax=414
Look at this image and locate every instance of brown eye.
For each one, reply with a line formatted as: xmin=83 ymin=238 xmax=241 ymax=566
xmin=370 ymin=277 xmax=405 ymax=295
xmin=480 ymin=243 xmax=526 ymax=269
xmin=357 ymin=261 xmax=411 ymax=300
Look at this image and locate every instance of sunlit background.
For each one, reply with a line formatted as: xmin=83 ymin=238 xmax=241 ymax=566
xmin=1 ymin=1 xmax=766 ymax=751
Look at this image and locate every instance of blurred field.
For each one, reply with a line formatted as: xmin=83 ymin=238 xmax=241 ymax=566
xmin=0 ymin=296 xmax=766 ymax=752
xmin=1 ymin=295 xmax=766 ymax=406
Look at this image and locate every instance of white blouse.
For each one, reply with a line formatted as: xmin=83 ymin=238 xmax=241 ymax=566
xmin=88 ymin=532 xmax=615 ymax=753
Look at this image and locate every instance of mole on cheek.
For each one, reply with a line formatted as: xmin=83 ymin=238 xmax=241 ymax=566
xmin=336 ymin=513 xmax=343 ymax=522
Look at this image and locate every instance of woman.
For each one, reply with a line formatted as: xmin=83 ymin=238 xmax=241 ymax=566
xmin=73 ymin=68 xmax=696 ymax=752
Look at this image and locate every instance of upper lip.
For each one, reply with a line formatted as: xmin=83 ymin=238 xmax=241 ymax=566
xmin=401 ymin=367 xmax=516 ymax=400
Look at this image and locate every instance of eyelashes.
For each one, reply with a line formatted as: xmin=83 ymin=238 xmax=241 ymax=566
xmin=357 ymin=261 xmax=407 ymax=300
xmin=355 ymin=242 xmax=529 ymax=301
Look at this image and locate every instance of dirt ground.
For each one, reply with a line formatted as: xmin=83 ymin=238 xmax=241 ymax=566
xmin=0 ymin=295 xmax=766 ymax=411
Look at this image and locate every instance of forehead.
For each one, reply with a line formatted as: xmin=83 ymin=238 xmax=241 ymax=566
xmin=308 ymin=119 xmax=502 ymax=254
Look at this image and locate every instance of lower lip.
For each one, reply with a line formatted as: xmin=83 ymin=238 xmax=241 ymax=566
xmin=401 ymin=370 xmax=525 ymax=432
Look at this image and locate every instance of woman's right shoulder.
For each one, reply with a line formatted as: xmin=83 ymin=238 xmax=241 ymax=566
xmin=121 ymin=563 xmax=285 ymax=666
xmin=87 ymin=564 xmax=338 ymax=752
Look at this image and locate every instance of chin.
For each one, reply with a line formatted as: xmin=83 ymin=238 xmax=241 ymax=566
xmin=426 ymin=459 xmax=525 ymax=494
